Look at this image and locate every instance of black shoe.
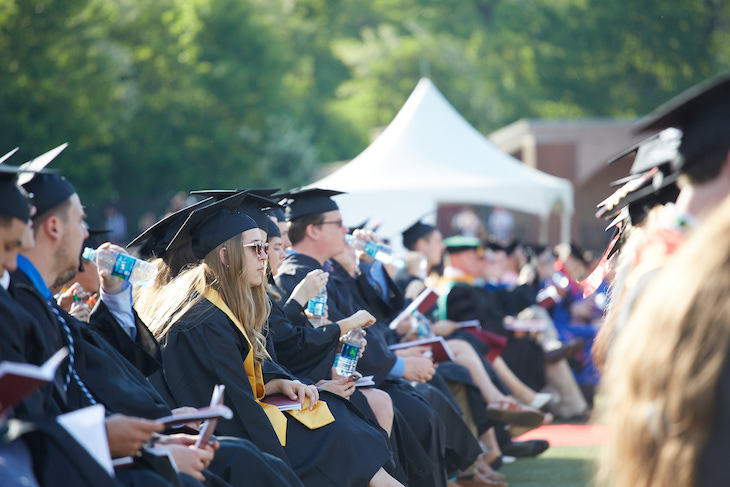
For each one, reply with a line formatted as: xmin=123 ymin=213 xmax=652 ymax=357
xmin=500 ymin=439 xmax=550 ymax=458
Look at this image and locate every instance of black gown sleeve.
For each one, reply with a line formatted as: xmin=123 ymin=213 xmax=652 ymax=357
xmin=155 ymin=305 xmax=289 ymax=463
xmin=88 ymin=300 xmax=162 ymax=378
xmin=268 ymin=299 xmax=340 ymax=382
xmin=446 ymin=284 xmax=508 ymax=335
xmin=281 ymin=297 xmax=305 ymax=325
xmin=0 ymin=287 xmax=58 ymax=418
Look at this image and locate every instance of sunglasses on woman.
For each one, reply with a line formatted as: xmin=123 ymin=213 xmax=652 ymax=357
xmin=243 ymin=241 xmax=269 ymax=256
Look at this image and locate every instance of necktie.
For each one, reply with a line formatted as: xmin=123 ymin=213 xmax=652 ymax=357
xmin=47 ymin=301 xmax=97 ymax=406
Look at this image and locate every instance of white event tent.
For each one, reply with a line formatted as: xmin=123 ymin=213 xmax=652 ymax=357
xmin=307 ymin=78 xmax=574 ymax=246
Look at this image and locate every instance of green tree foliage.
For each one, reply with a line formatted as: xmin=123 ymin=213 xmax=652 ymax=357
xmin=0 ymin=0 xmax=122 ymax=202
xmin=0 ymin=0 xmax=727 ymax=224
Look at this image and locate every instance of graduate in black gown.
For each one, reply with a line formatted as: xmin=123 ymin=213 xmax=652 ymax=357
xmin=435 ymin=237 xmax=547 ymax=393
xmin=142 ymin=193 xmax=401 ymax=487
xmin=0 ymin=161 xmax=117 ymax=487
xmin=9 ymin=162 xmax=300 ymax=487
xmin=274 ymin=189 xmax=498 ymax=487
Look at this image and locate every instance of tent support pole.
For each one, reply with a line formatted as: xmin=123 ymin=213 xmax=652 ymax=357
xmin=539 ymin=216 xmax=548 ymax=245
xmin=560 ymin=211 xmax=571 ymax=244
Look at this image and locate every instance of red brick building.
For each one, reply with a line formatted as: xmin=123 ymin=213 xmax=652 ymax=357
xmin=487 ymin=118 xmax=647 ymax=252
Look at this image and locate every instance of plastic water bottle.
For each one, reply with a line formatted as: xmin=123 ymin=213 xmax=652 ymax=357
xmin=307 ymin=286 xmax=327 ymax=327
xmin=345 ymin=235 xmax=405 ymax=268
xmin=335 ymin=327 xmax=365 ymax=377
xmin=411 ymin=311 xmax=434 ymax=338
xmin=82 ymin=247 xmax=158 ymax=287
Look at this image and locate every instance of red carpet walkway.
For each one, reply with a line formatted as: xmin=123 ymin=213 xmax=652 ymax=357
xmin=515 ymin=424 xmax=607 ymax=447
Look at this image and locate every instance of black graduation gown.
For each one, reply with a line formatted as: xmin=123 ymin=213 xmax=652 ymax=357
xmin=0 ymin=289 xmax=121 ymax=487
xmin=393 ymin=267 xmax=419 ymax=295
xmin=10 ymin=272 xmax=303 ymax=487
xmin=276 ymin=254 xmax=467 ymax=487
xmin=80 ymin=319 xmax=306 ymax=487
xmin=150 ymin=297 xmax=390 ymax=487
xmin=443 ymin=282 xmax=547 ymax=391
xmin=0 ymin=285 xmax=60 ymax=418
xmin=350 ymin=262 xmax=405 ymax=325
xmin=276 ymin=254 xmax=398 ymax=385
xmin=10 ymin=270 xmax=171 ymax=418
xmin=0 ymin=287 xmax=179 ymax=487
xmin=267 ymin=295 xmax=341 ymax=381
xmin=3 ymin=418 xmax=120 ymax=487
xmin=87 ymin=301 xmax=163 ymax=378
xmin=331 ymin=262 xmax=484 ymax=474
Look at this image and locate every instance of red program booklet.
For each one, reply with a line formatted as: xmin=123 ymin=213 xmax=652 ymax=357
xmin=389 ymin=336 xmax=455 ymax=363
xmin=0 ymin=347 xmax=68 ymax=415
xmin=389 ymin=288 xmax=440 ymax=329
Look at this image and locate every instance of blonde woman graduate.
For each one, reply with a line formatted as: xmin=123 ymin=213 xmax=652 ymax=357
xmin=144 ymin=193 xmax=402 ymax=487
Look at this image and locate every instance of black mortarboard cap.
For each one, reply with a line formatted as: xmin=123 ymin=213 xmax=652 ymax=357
xmin=267 ymin=207 xmax=285 ymax=223
xmin=278 ymin=188 xmax=344 ymax=221
xmin=0 ymin=165 xmax=31 ymax=221
xmin=608 ymin=128 xmax=682 ymax=182
xmin=596 ymin=166 xmax=679 ymax=222
xmin=0 ymin=147 xmax=19 ymax=165
xmin=20 ymin=144 xmax=75 ymax=216
xmin=402 ymin=220 xmax=437 ymax=250
xmin=191 ymin=188 xmax=280 ymax=200
xmin=503 ymin=239 xmax=522 ymax=255
xmin=634 ymin=73 xmax=730 ymax=172
xmin=191 ymin=189 xmax=282 ymax=229
xmin=126 ymin=197 xmax=214 ymax=258
xmin=484 ymin=239 xmax=506 ymax=252
xmin=168 ymin=192 xmax=258 ymax=259
xmin=265 ymin=217 xmax=281 ymax=239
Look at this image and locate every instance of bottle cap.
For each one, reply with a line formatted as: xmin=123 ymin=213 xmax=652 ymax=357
xmin=81 ymin=247 xmax=94 ymax=261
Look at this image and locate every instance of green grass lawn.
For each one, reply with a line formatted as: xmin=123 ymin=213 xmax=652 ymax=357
xmin=499 ymin=445 xmax=601 ymax=487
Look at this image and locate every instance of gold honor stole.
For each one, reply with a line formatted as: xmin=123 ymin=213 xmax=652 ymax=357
xmin=200 ymin=284 xmax=334 ymax=446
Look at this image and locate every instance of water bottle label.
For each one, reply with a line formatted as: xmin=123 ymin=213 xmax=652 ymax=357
xmin=112 ymin=254 xmax=136 ymax=280
xmin=340 ymin=342 xmax=359 ymax=359
xmin=363 ymin=241 xmax=379 ymax=258
xmin=307 ymin=299 xmax=325 ymax=316
xmin=417 ymin=322 xmax=430 ymax=338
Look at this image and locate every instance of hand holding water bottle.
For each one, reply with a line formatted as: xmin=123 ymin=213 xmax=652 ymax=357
xmin=290 ymin=269 xmax=329 ymax=307
xmin=347 ymin=230 xmax=405 ymax=269
xmin=84 ymin=242 xmax=158 ymax=291
xmin=334 ymin=327 xmax=367 ymax=377
xmin=336 ymin=309 xmax=376 ymax=335
xmin=307 ymin=285 xmax=328 ymax=327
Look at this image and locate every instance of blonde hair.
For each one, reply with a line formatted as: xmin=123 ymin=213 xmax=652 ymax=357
xmin=140 ymin=233 xmax=271 ymax=364
xmin=134 ymin=258 xmax=167 ymax=323
xmin=597 ymin=196 xmax=730 ymax=487
xmin=134 ymin=243 xmax=201 ymax=319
